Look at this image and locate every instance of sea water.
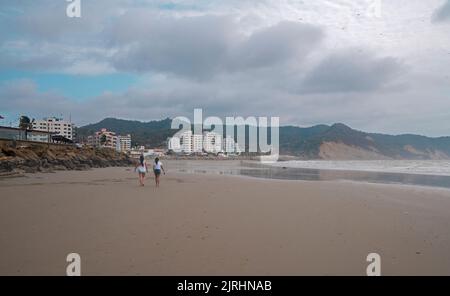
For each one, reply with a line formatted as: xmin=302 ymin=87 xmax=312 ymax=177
xmin=269 ymin=160 xmax=450 ymax=176
xmin=169 ymin=160 xmax=450 ymax=189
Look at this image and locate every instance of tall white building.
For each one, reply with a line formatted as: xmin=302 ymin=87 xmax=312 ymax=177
xmin=167 ymin=130 xmax=240 ymax=155
xmin=180 ymin=130 xmax=192 ymax=153
xmin=192 ymin=134 xmax=203 ymax=153
xmin=203 ymin=131 xmax=222 ymax=153
xmin=224 ymin=136 xmax=241 ymax=154
xmin=167 ymin=137 xmax=181 ymax=152
xmin=117 ymin=134 xmax=132 ymax=152
xmin=32 ymin=117 xmax=75 ymax=141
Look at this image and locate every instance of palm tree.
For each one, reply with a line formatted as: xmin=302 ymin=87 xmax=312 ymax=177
xmin=19 ymin=116 xmax=33 ymax=141
xmin=100 ymin=134 xmax=107 ymax=146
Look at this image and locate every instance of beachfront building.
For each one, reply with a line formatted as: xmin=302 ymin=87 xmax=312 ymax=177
xmin=180 ymin=130 xmax=192 ymax=154
xmin=0 ymin=126 xmax=54 ymax=143
xmin=223 ymin=136 xmax=241 ymax=154
xmin=130 ymin=146 xmax=165 ymax=159
xmin=87 ymin=128 xmax=118 ymax=149
xmin=147 ymin=149 xmax=165 ymax=157
xmin=223 ymin=136 xmax=235 ymax=153
xmin=167 ymin=130 xmax=241 ymax=155
xmin=203 ymin=131 xmax=222 ymax=154
xmin=192 ymin=134 xmax=203 ymax=153
xmin=129 ymin=146 xmax=146 ymax=158
xmin=117 ymin=134 xmax=132 ymax=152
xmin=31 ymin=117 xmax=75 ymax=142
xmin=167 ymin=136 xmax=181 ymax=152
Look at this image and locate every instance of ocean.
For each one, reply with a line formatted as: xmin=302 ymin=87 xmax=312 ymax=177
xmin=269 ymin=160 xmax=450 ymax=176
xmin=168 ymin=160 xmax=450 ymax=189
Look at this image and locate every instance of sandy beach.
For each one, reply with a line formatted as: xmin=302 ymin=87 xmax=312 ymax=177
xmin=1 ymin=164 xmax=450 ymax=275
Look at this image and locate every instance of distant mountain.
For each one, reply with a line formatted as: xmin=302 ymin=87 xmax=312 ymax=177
xmin=77 ymin=118 xmax=450 ymax=160
xmin=281 ymin=123 xmax=450 ymax=160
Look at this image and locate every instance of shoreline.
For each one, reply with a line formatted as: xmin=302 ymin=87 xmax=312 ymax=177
xmin=171 ymin=166 xmax=450 ymax=193
xmin=166 ymin=160 xmax=450 ymax=190
xmin=4 ymin=160 xmax=450 ymax=192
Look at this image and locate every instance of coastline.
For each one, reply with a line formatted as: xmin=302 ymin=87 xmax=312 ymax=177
xmin=1 ymin=167 xmax=450 ymax=275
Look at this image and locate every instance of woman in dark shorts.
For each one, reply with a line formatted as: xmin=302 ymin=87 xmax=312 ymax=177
xmin=135 ymin=154 xmax=147 ymax=186
xmin=153 ymin=157 xmax=165 ymax=187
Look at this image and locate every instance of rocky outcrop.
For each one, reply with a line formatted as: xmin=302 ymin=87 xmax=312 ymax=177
xmin=0 ymin=141 xmax=133 ymax=177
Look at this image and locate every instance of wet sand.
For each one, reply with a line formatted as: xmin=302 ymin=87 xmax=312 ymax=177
xmin=1 ymin=166 xmax=450 ymax=275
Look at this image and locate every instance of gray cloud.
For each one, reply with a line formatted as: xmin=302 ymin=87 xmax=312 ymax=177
xmin=433 ymin=0 xmax=450 ymax=22
xmin=226 ymin=21 xmax=323 ymax=71
xmin=0 ymin=41 xmax=115 ymax=75
xmin=0 ymin=80 xmax=77 ymax=119
xmin=300 ymin=50 xmax=405 ymax=94
xmin=111 ymin=14 xmax=235 ymax=79
xmin=111 ymin=15 xmax=324 ymax=79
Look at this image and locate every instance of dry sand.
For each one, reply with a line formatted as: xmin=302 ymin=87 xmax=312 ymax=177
xmin=1 ymin=166 xmax=450 ymax=275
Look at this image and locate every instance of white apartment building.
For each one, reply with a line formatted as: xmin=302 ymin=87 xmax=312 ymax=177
xmin=192 ymin=134 xmax=203 ymax=153
xmin=167 ymin=137 xmax=181 ymax=152
xmin=31 ymin=117 xmax=75 ymax=141
xmin=224 ymin=136 xmax=241 ymax=154
xmin=167 ymin=131 xmax=241 ymax=155
xmin=203 ymin=131 xmax=222 ymax=153
xmin=117 ymin=134 xmax=132 ymax=152
xmin=180 ymin=130 xmax=192 ymax=154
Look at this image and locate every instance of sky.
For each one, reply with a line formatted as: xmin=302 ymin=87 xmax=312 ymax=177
xmin=0 ymin=0 xmax=449 ymax=136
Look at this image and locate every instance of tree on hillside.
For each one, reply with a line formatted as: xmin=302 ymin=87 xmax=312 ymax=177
xmin=100 ymin=134 xmax=107 ymax=146
xmin=19 ymin=116 xmax=33 ymax=141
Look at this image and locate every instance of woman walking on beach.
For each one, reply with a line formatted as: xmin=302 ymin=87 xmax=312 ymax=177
xmin=153 ymin=157 xmax=165 ymax=187
xmin=135 ymin=154 xmax=147 ymax=186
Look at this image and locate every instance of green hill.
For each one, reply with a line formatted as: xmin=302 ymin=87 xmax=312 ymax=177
xmin=77 ymin=118 xmax=450 ymax=160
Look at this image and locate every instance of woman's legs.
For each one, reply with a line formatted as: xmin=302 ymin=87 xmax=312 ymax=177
xmin=155 ymin=173 xmax=160 ymax=187
xmin=139 ymin=173 xmax=145 ymax=186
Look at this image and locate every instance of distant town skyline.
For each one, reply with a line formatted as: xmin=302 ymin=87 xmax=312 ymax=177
xmin=1 ymin=0 xmax=450 ymax=136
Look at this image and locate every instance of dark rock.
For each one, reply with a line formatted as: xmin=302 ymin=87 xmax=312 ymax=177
xmin=38 ymin=167 xmax=54 ymax=173
xmin=53 ymin=165 xmax=67 ymax=171
xmin=23 ymin=166 xmax=37 ymax=174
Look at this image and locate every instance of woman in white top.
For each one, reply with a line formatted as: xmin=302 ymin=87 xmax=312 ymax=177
xmin=135 ymin=154 xmax=147 ymax=186
xmin=153 ymin=157 xmax=165 ymax=187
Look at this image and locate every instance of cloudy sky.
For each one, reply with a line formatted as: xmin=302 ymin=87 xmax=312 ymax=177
xmin=0 ymin=0 xmax=449 ymax=136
